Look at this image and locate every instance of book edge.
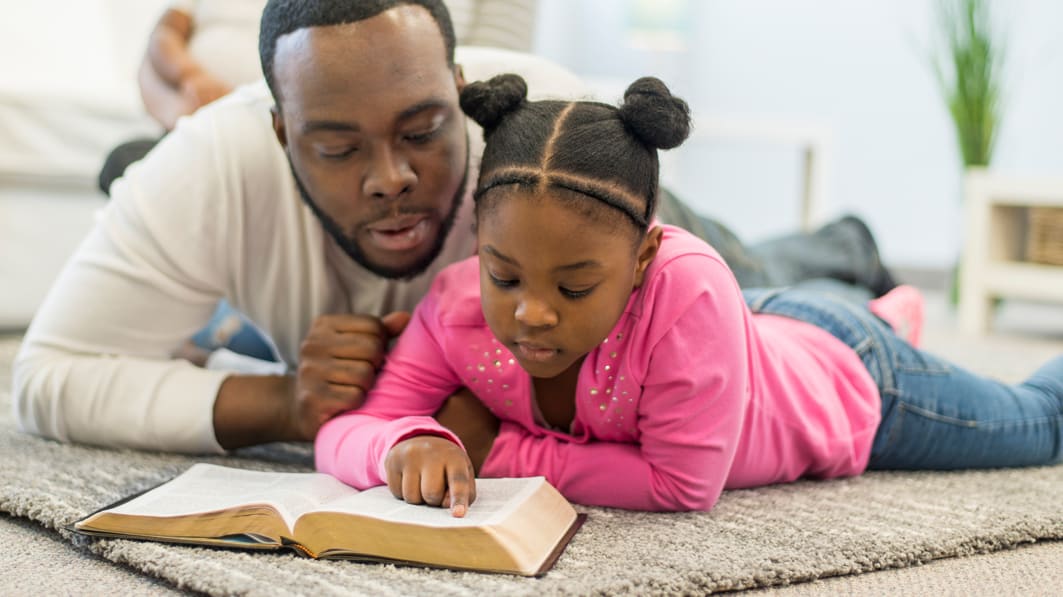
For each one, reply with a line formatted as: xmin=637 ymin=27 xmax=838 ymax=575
xmin=532 ymin=512 xmax=587 ymax=577
xmin=64 ymin=524 xmax=292 ymax=553
xmin=70 ymin=478 xmax=172 ymax=529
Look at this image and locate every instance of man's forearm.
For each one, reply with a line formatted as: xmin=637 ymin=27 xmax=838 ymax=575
xmin=214 ymin=374 xmax=299 ymax=449
xmin=148 ymin=9 xmax=200 ymax=87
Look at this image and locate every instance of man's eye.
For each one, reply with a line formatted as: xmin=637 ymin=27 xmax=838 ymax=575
xmin=319 ymin=147 xmax=357 ymax=160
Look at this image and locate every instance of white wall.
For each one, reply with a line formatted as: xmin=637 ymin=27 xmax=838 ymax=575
xmin=534 ymin=0 xmax=1063 ymax=270
xmin=0 ymin=0 xmax=168 ymax=328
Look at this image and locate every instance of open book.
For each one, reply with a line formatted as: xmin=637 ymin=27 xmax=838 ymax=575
xmin=72 ymin=463 xmax=583 ymax=576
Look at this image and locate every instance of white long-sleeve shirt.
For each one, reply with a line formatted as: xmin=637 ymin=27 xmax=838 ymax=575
xmin=12 ymin=47 xmax=586 ymax=453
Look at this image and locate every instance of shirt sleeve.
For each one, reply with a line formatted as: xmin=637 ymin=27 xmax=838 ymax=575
xmin=11 ymin=106 xmax=240 ymax=453
xmin=479 ymin=255 xmax=752 ymax=511
xmin=314 ymin=283 xmax=464 ymax=489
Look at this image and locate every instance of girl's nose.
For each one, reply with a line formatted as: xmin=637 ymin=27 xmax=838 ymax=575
xmin=515 ymin=295 xmax=558 ymax=328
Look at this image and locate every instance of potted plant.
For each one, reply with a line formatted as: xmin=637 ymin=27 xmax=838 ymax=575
xmin=929 ymin=0 xmax=1005 ymax=303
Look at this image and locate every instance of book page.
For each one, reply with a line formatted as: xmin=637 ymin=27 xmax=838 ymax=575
xmin=318 ymin=476 xmax=546 ymax=528
xmin=106 ymin=464 xmax=358 ymax=530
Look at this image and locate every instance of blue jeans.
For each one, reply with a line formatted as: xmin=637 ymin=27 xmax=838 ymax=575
xmin=744 ymin=287 xmax=1063 ymax=470
xmin=191 ymin=301 xmax=276 ymax=362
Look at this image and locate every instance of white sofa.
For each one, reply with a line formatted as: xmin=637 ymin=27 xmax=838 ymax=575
xmin=1 ymin=1 xmax=168 ymax=329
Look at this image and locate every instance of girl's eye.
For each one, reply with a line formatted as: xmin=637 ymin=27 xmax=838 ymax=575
xmin=560 ymin=286 xmax=594 ymax=299
xmin=489 ymin=273 xmax=518 ymax=289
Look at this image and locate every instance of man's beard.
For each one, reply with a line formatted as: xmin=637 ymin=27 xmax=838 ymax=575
xmin=289 ymin=163 xmax=466 ymax=280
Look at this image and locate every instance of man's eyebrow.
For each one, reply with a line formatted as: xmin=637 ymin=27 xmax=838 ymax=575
xmin=300 ymin=99 xmax=451 ymax=135
xmin=301 ymin=120 xmax=359 ymax=135
xmin=397 ymin=98 xmax=452 ymax=121
xmin=482 ymin=245 xmax=602 ymax=272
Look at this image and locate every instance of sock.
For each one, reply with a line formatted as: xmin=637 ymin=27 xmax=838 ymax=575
xmin=868 ymin=284 xmax=925 ymax=347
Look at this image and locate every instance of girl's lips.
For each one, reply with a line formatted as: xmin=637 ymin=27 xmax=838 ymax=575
xmin=516 ymin=343 xmax=557 ymax=363
xmin=367 ymin=218 xmax=430 ymax=252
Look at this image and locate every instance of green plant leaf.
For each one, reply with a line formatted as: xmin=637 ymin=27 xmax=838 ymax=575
xmin=931 ymin=0 xmax=1004 ymax=168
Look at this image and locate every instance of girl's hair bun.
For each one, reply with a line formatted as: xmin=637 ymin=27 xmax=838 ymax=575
xmin=459 ymin=73 xmax=528 ymax=133
xmin=618 ymin=77 xmax=691 ymax=150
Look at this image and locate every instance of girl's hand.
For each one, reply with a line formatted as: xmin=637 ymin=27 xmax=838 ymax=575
xmin=384 ymin=436 xmax=477 ymax=517
xmin=433 ymin=388 xmax=499 ymax=474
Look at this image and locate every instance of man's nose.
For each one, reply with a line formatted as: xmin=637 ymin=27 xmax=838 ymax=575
xmin=515 ymin=295 xmax=559 ymax=328
xmin=363 ymin=145 xmax=415 ymax=199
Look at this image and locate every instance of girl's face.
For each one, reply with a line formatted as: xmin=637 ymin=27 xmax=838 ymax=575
xmin=477 ymin=190 xmax=660 ymax=379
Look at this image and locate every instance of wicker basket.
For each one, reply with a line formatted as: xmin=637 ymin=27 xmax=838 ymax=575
xmin=1026 ymin=207 xmax=1063 ymax=265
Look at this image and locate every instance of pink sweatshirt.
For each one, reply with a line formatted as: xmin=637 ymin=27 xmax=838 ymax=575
xmin=315 ymin=226 xmax=881 ymax=512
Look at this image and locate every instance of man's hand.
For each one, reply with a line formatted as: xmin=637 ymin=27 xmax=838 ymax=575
xmin=179 ymin=70 xmax=232 ymax=112
xmin=434 ymin=389 xmax=499 ymax=474
xmin=290 ymin=311 xmax=410 ymax=440
xmin=212 ymin=311 xmax=409 ymax=449
xmin=385 ymin=435 xmax=476 ymax=517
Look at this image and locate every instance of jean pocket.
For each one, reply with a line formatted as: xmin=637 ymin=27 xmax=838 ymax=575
xmin=871 ymin=400 xmax=983 ymax=469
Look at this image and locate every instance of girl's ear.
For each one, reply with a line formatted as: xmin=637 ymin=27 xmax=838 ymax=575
xmin=633 ymin=226 xmax=663 ymax=288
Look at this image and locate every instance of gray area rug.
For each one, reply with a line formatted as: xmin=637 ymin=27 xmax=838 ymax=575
xmin=2 ymin=324 xmax=1062 ymax=596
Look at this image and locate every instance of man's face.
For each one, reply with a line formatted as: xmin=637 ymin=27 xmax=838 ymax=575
xmin=271 ymin=6 xmax=468 ymax=279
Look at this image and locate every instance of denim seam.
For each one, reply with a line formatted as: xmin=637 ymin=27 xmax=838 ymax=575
xmin=746 ymin=288 xmax=786 ymax=312
xmin=899 ymin=403 xmax=979 ymax=428
xmin=893 ymin=364 xmax=952 ymax=375
xmin=899 ymin=402 xmax=1063 ymax=429
xmin=869 ymin=402 xmax=907 ymax=467
xmin=857 ymin=325 xmax=895 ymax=395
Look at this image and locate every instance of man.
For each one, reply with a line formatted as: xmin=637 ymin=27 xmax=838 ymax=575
xmin=13 ymin=0 xmax=892 ymax=454
xmin=14 ymin=0 xmax=577 ymax=453
xmin=97 ymin=0 xmax=553 ymax=366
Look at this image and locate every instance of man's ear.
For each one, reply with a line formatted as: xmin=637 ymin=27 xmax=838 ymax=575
xmin=633 ymin=226 xmax=663 ymax=288
xmin=454 ymin=64 xmax=466 ymax=92
xmin=271 ymin=105 xmax=287 ymax=149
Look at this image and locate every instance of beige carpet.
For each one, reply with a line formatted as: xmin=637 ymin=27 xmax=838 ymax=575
xmin=1 ymin=292 xmax=1062 ymax=595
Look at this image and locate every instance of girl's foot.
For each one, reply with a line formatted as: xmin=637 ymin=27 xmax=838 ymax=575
xmin=868 ymin=284 xmax=925 ymax=347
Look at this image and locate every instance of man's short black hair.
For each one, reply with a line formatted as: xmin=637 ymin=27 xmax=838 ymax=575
xmin=259 ymin=0 xmax=456 ymax=102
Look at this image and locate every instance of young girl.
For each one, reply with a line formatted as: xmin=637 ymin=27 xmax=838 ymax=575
xmin=315 ymin=74 xmax=1063 ymax=515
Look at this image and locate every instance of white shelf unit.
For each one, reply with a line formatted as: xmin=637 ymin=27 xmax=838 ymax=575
xmin=959 ymin=168 xmax=1063 ymax=335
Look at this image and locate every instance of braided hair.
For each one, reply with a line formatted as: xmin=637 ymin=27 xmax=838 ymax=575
xmin=460 ymin=74 xmax=691 ymax=236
